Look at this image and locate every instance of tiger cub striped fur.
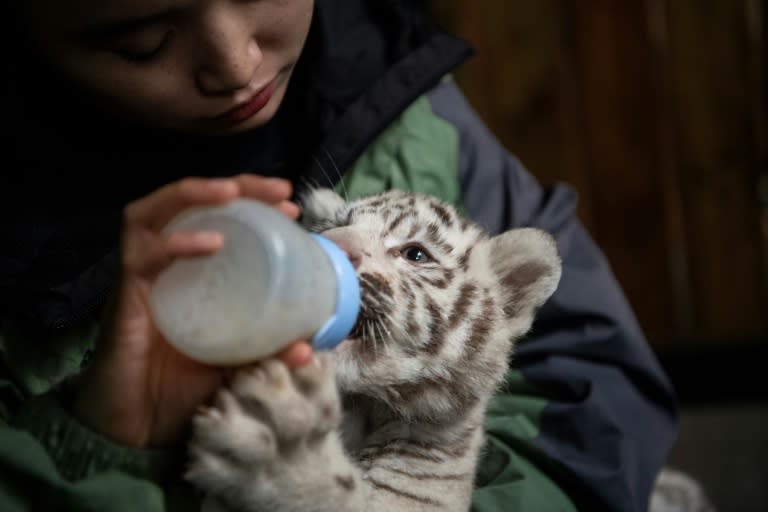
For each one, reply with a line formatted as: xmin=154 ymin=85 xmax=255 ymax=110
xmin=186 ymin=188 xmax=562 ymax=512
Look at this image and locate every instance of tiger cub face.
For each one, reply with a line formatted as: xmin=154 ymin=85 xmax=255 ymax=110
xmin=301 ymin=188 xmax=561 ymax=422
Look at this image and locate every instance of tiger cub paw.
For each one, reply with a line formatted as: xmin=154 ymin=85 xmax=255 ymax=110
xmin=186 ymin=353 xmax=341 ymax=503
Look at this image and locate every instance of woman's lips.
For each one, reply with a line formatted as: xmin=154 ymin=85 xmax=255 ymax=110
xmin=221 ymin=80 xmax=275 ymax=124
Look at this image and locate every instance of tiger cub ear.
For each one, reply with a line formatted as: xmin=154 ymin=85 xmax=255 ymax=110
xmin=300 ymin=188 xmax=347 ymax=231
xmin=484 ymin=227 xmax=562 ymax=319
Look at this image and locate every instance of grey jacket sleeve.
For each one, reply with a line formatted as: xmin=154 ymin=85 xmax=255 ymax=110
xmin=428 ymin=78 xmax=678 ymax=511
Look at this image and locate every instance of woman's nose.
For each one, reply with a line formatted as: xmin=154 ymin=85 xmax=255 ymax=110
xmin=194 ymin=13 xmax=262 ymax=95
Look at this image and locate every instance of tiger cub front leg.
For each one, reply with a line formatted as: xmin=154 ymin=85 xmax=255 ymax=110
xmin=186 ymin=354 xmax=365 ymax=512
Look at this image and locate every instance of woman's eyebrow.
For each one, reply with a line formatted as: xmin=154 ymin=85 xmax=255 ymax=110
xmin=79 ymin=9 xmax=179 ymax=40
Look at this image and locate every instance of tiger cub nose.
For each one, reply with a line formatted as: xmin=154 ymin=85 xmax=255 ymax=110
xmin=321 ymin=228 xmax=363 ymax=269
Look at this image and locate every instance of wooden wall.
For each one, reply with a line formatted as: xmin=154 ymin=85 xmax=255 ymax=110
xmin=427 ymin=0 xmax=767 ymax=347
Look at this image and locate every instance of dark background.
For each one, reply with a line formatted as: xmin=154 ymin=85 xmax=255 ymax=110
xmin=425 ymin=1 xmax=768 ymax=510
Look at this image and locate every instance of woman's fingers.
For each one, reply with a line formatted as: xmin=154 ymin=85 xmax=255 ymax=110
xmin=124 ymin=178 xmax=239 ymax=230
xmin=124 ymin=175 xmax=298 ymax=231
xmin=275 ymin=199 xmax=301 ymax=220
xmin=275 ymin=341 xmax=314 ymax=368
xmin=235 ymin=175 xmax=293 ymax=203
xmin=120 ymin=175 xmax=300 ymax=277
xmin=236 ymin=175 xmax=300 ymax=218
xmin=165 ymin=230 xmax=225 ymax=255
xmin=122 ymin=230 xmax=225 ymax=276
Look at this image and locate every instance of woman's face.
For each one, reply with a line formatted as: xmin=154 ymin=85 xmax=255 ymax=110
xmin=23 ymin=0 xmax=314 ymax=135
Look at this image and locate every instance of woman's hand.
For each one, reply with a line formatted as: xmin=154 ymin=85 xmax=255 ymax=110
xmin=72 ymin=175 xmax=310 ymax=448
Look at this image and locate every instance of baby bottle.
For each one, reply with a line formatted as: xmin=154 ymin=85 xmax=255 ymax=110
xmin=148 ymin=198 xmax=360 ymax=365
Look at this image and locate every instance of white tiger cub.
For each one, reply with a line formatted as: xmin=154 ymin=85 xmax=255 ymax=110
xmin=186 ymin=188 xmax=562 ymax=511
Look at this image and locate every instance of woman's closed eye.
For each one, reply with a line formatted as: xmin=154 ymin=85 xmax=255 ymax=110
xmin=79 ymin=14 xmax=176 ymax=63
xmin=110 ymin=29 xmax=174 ymax=62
